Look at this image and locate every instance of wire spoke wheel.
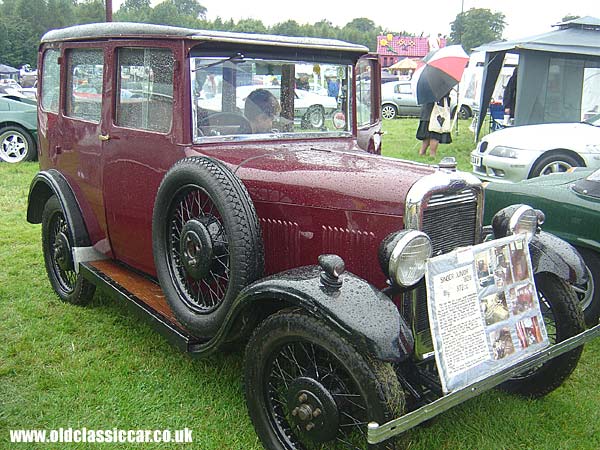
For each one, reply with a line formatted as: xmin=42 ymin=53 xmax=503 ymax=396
xmin=41 ymin=196 xmax=95 ymax=305
xmin=245 ymin=311 xmax=404 ymax=450
xmin=167 ymin=185 xmax=230 ymax=313
xmin=153 ymin=157 xmax=263 ymax=337
xmin=266 ymin=341 xmax=369 ymax=449
xmin=48 ymin=211 xmax=77 ymax=292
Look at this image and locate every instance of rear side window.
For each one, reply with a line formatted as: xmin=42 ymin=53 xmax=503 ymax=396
xmin=66 ymin=49 xmax=104 ymax=122
xmin=116 ymin=48 xmax=174 ymax=133
xmin=41 ymin=49 xmax=60 ymax=112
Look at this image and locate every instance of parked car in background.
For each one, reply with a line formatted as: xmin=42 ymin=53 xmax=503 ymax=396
xmin=484 ymin=167 xmax=600 ymax=326
xmin=381 ymin=81 xmax=471 ymax=120
xmin=197 ymin=85 xmax=337 ymax=130
xmin=0 ymin=94 xmax=38 ymax=163
xmin=20 ymin=81 xmax=37 ymax=99
xmin=471 ymin=114 xmax=600 ymax=183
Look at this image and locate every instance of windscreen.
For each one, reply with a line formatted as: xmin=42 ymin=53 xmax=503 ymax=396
xmin=190 ymin=56 xmax=353 ymax=142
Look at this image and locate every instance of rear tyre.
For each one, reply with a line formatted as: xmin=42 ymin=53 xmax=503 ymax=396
xmin=245 ymin=310 xmax=405 ymax=450
xmin=573 ymin=247 xmax=600 ymax=327
xmin=529 ymin=152 xmax=582 ymax=178
xmin=498 ymin=273 xmax=584 ymax=398
xmin=153 ymin=157 xmax=264 ymax=338
xmin=381 ymin=104 xmax=397 ymax=120
xmin=41 ymin=196 xmax=95 ymax=305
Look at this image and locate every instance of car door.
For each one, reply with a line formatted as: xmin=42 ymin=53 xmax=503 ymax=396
xmin=396 ymin=82 xmax=421 ymax=116
xmin=47 ymin=45 xmax=110 ymax=246
xmin=102 ymin=43 xmax=182 ymax=275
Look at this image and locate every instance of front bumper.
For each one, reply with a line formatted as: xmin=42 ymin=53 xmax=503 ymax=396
xmin=367 ymin=322 xmax=600 ymax=444
xmin=470 ymin=150 xmax=536 ymax=183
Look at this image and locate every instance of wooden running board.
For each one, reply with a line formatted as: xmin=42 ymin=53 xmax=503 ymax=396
xmin=80 ymin=260 xmax=203 ymax=352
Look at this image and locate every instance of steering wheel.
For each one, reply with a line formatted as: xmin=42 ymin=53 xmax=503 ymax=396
xmin=198 ymin=112 xmax=252 ymax=135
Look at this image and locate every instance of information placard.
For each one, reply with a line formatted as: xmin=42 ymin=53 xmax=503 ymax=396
xmin=425 ymin=235 xmax=548 ymax=393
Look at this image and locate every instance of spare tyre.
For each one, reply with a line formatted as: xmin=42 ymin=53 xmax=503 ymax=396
xmin=153 ymin=156 xmax=264 ymax=338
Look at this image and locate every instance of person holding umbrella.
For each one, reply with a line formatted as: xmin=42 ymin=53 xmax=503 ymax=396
xmin=411 ymin=45 xmax=469 ymax=157
xmin=417 ymin=93 xmax=452 ymax=157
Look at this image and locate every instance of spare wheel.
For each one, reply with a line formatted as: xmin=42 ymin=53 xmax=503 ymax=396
xmin=152 ymin=157 xmax=264 ymax=338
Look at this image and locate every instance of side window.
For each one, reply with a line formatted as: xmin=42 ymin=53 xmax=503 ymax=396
xmin=41 ymin=49 xmax=60 ymax=112
xmin=66 ymin=49 xmax=103 ymax=122
xmin=356 ymin=60 xmax=373 ymax=127
xmin=400 ymin=84 xmax=412 ymax=95
xmin=116 ymin=48 xmax=174 ymax=133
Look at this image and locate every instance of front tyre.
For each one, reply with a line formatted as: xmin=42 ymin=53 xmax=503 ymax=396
xmin=245 ymin=310 xmax=405 ymax=450
xmin=499 ymin=273 xmax=584 ymax=398
xmin=41 ymin=196 xmax=95 ymax=305
xmin=572 ymin=247 xmax=600 ymax=327
xmin=0 ymin=125 xmax=37 ymax=163
xmin=301 ymin=105 xmax=325 ymax=129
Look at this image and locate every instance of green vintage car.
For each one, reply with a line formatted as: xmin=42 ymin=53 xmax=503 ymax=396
xmin=484 ymin=168 xmax=600 ymax=326
xmin=0 ymin=94 xmax=38 ymax=163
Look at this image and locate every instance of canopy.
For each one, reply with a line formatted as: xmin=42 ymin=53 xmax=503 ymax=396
xmin=473 ymin=16 xmax=600 ymax=140
xmin=0 ymin=64 xmax=19 ymax=75
xmin=389 ymin=58 xmax=417 ymax=70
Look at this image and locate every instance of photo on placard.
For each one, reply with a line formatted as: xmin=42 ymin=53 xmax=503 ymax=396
xmin=493 ymin=245 xmax=513 ymax=288
xmin=475 ymin=249 xmax=494 ymax=288
xmin=511 ymin=283 xmax=535 ymax=315
xmin=481 ymin=291 xmax=509 ymax=326
xmin=489 ymin=327 xmax=515 ymax=360
xmin=509 ymin=240 xmax=529 ymax=282
xmin=515 ymin=315 xmax=544 ymax=349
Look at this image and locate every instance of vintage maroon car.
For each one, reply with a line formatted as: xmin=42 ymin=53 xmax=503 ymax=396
xmin=27 ymin=23 xmax=599 ymax=449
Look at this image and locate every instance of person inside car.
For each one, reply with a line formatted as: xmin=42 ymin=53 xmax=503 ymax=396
xmin=244 ymin=88 xmax=281 ymax=133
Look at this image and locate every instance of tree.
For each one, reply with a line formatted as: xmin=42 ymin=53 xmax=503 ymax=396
xmin=233 ymin=18 xmax=267 ymax=34
xmin=340 ymin=18 xmax=379 ymax=50
xmin=114 ymin=0 xmax=152 ymax=22
xmin=449 ymin=8 xmax=506 ymax=52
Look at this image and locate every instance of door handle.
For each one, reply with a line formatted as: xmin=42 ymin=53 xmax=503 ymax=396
xmin=98 ymin=134 xmax=110 ymax=142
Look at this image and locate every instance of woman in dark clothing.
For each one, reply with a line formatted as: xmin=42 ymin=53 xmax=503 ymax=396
xmin=416 ymin=94 xmax=452 ymax=157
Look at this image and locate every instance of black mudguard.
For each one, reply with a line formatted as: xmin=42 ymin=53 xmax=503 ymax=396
xmin=529 ymin=231 xmax=587 ymax=285
xmin=196 ymin=266 xmax=413 ymax=363
xmin=27 ymin=170 xmax=90 ymax=247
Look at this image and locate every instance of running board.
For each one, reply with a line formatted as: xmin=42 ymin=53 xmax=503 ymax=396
xmin=80 ymin=260 xmax=204 ymax=352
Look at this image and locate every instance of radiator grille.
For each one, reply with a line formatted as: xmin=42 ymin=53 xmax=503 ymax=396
xmin=423 ymin=190 xmax=478 ymax=255
xmin=413 ymin=188 xmax=479 ymax=353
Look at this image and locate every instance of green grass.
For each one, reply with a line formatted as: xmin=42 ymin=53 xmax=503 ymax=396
xmin=381 ymin=117 xmax=484 ymax=170
xmin=1 ymin=149 xmax=599 ymax=449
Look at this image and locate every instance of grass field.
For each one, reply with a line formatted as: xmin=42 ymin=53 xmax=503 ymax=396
xmin=1 ymin=126 xmax=599 ymax=449
xmin=381 ymin=117 xmax=483 ymax=170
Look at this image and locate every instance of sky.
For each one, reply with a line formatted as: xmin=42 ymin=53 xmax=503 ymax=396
xmin=110 ymin=0 xmax=600 ymax=40
xmin=195 ymin=0 xmax=600 ymax=40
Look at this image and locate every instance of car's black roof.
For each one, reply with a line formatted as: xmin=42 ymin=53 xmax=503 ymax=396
xmin=41 ymin=22 xmax=369 ymax=55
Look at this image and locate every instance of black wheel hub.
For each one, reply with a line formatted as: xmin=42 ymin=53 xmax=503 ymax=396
xmin=285 ymin=377 xmax=339 ymax=443
xmin=179 ymin=219 xmax=214 ymax=280
xmin=53 ymin=231 xmax=73 ymax=272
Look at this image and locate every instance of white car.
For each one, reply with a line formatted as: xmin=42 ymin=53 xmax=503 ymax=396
xmin=471 ymin=114 xmax=600 ymax=183
xmin=198 ymin=85 xmax=337 ymax=129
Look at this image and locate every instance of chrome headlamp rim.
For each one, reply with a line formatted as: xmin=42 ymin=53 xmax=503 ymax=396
xmin=388 ymin=230 xmax=433 ymax=288
xmin=507 ymin=205 xmax=539 ymax=243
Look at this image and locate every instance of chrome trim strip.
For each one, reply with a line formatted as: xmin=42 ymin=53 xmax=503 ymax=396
xmin=194 ymin=131 xmax=352 ymax=144
xmin=368 ymin=323 xmax=600 ymax=444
